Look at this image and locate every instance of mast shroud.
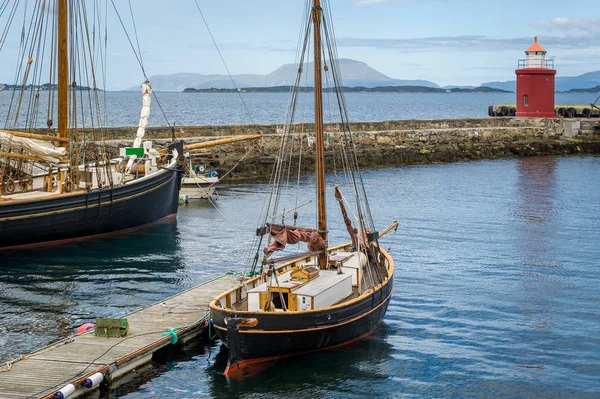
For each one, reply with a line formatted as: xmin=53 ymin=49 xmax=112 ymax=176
xmin=312 ymin=0 xmax=327 ymax=253
xmin=57 ymin=0 xmax=68 ymax=147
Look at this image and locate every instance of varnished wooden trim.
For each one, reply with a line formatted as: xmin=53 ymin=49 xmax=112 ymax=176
xmin=239 ymin=288 xmax=392 ymax=334
xmin=209 ymin=246 xmax=395 ymax=316
xmin=0 ymin=129 xmax=70 ymax=143
xmin=0 ymin=151 xmax=44 ymax=162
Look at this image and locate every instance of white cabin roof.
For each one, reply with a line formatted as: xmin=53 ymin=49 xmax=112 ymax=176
xmin=293 ymin=270 xmax=352 ymax=296
xmin=247 ymin=269 xmax=353 ymax=297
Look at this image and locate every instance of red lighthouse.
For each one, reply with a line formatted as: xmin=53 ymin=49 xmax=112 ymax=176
xmin=515 ymin=37 xmax=556 ymax=118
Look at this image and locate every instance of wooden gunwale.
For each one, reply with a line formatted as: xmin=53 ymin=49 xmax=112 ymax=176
xmin=213 ymin=288 xmax=393 ymax=334
xmin=209 ymin=244 xmax=394 ymax=316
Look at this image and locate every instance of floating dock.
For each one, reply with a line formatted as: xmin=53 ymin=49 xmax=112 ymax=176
xmin=0 ymin=274 xmax=238 ymax=399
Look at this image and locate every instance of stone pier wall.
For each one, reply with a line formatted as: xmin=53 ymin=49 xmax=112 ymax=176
xmin=99 ymin=117 xmax=600 ymax=180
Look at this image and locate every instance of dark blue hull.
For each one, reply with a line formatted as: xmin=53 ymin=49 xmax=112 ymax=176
xmin=0 ymin=166 xmax=182 ymax=251
xmin=211 ymin=275 xmax=394 ymax=378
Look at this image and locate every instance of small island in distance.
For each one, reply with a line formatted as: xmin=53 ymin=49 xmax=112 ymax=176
xmin=560 ymin=85 xmax=600 ymax=93
xmin=183 ymin=85 xmax=512 ymax=94
xmin=0 ymin=83 xmax=100 ymax=91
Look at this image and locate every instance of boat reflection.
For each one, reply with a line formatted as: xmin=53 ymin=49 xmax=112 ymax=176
xmin=1 ymin=219 xmax=185 ymax=272
xmin=206 ymin=323 xmax=395 ymax=398
xmin=0 ymin=220 xmax=186 ymax=363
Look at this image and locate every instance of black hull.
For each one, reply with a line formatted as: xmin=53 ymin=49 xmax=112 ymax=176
xmin=0 ymin=166 xmax=182 ymax=250
xmin=211 ymin=276 xmax=394 ymax=377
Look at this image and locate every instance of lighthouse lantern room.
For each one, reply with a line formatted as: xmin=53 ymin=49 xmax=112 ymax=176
xmin=515 ymin=37 xmax=556 ymax=118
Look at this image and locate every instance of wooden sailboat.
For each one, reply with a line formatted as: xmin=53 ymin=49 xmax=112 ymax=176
xmin=209 ymin=0 xmax=397 ymax=378
xmin=0 ymin=2 xmax=259 ymax=250
xmin=0 ymin=1 xmax=186 ymax=251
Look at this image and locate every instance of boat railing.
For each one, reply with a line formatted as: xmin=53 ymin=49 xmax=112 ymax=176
xmin=517 ymin=59 xmax=554 ymax=69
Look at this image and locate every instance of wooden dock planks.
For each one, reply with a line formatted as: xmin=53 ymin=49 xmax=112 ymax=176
xmin=0 ymin=274 xmax=238 ymax=399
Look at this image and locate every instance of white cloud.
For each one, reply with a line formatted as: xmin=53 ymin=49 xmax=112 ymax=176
xmin=335 ymin=33 xmax=599 ymax=53
xmin=534 ymin=17 xmax=599 ymax=33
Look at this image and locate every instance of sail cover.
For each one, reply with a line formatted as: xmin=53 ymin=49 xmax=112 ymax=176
xmin=265 ymin=224 xmax=326 ymax=258
xmin=125 ymin=81 xmax=152 ymax=174
xmin=0 ymin=131 xmax=66 ymax=163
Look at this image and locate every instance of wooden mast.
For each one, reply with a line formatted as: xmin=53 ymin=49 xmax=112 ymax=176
xmin=57 ymin=0 xmax=68 ymax=147
xmin=312 ymin=0 xmax=327 ymax=262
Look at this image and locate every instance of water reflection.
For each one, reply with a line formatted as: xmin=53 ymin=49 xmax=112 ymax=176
xmin=1 ymin=220 xmax=184 ymax=271
xmin=110 ymin=323 xmax=395 ymax=398
xmin=513 ymin=157 xmax=562 ymax=330
xmin=0 ymin=221 xmax=186 ymax=363
xmin=205 ymin=324 xmax=395 ymax=399
xmin=515 ymin=156 xmax=558 ymax=226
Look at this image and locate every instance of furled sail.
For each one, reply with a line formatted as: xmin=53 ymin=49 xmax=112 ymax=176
xmin=264 ymin=223 xmax=326 ymax=258
xmin=334 ymin=185 xmax=358 ymax=247
xmin=125 ymin=81 xmax=152 ymax=174
xmin=0 ymin=131 xmax=66 ymax=163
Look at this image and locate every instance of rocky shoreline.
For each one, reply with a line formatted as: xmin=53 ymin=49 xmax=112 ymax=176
xmin=96 ymin=117 xmax=600 ymax=181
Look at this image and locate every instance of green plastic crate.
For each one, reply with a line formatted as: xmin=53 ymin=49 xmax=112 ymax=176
xmin=95 ymin=317 xmax=129 ymax=338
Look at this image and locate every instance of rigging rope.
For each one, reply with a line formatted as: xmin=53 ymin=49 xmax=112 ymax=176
xmin=192 ymin=0 xmax=255 ymax=125
xmin=109 ymin=0 xmax=172 ymax=129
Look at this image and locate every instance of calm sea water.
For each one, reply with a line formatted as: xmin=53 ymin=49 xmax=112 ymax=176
xmin=1 ymin=156 xmax=599 ymax=398
xmin=1 ymin=91 xmax=598 ymax=127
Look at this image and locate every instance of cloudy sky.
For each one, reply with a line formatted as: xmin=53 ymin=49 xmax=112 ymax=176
xmin=0 ymin=0 xmax=598 ymax=90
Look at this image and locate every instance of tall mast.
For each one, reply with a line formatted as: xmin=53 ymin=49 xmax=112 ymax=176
xmin=312 ymin=0 xmax=327 ymax=255
xmin=57 ymin=0 xmax=68 ymax=146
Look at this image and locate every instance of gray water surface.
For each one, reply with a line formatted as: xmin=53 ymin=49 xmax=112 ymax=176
xmin=1 ymin=91 xmax=597 ymax=127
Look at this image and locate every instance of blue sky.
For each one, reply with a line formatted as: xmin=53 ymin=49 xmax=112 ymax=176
xmin=0 ymin=0 xmax=598 ymax=90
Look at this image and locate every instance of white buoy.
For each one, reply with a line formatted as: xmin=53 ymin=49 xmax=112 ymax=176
xmin=84 ymin=372 xmax=104 ymax=388
xmin=54 ymin=384 xmax=75 ymax=399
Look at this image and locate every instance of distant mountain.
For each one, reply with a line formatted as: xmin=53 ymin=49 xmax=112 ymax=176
xmin=481 ymin=70 xmax=600 ymax=92
xmin=128 ymin=59 xmax=440 ymax=92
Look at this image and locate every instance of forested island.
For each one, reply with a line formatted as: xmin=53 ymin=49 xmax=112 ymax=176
xmin=183 ymin=85 xmax=511 ymax=94
xmin=0 ymin=83 xmax=99 ymax=91
xmin=561 ymin=86 xmax=600 ymax=93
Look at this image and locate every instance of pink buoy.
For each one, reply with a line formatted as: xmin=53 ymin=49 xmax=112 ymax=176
xmin=76 ymin=323 xmax=95 ymax=334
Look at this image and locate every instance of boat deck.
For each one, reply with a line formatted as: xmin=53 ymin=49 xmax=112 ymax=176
xmin=232 ymin=287 xmax=360 ymax=312
xmin=0 ymin=274 xmax=239 ymax=399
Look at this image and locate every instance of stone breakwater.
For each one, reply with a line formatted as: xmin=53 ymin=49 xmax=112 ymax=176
xmin=100 ymin=117 xmax=599 ymax=180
